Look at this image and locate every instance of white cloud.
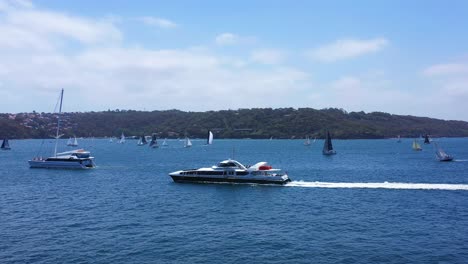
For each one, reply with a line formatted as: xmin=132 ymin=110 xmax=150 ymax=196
xmin=423 ymin=63 xmax=468 ymax=76
xmin=0 ymin=4 xmax=310 ymax=113
xmin=250 ymin=49 xmax=285 ymax=65
xmin=0 ymin=0 xmax=33 ymax=11
xmin=215 ymin=33 xmax=238 ymax=45
xmin=136 ymin=16 xmax=177 ymax=29
xmin=307 ymin=37 xmax=388 ymax=62
xmin=214 ymin=32 xmax=256 ymax=46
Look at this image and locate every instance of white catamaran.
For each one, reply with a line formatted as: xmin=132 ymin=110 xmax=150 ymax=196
xmin=28 ymin=89 xmax=96 ymax=169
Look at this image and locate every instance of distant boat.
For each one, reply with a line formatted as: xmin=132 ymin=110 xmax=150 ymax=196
xmin=412 ymin=140 xmax=422 ymax=151
xmin=149 ymin=134 xmax=159 ymax=148
xmin=434 ymin=142 xmax=454 ymax=161
xmin=304 ymin=136 xmax=311 ymax=146
xmin=162 ymin=138 xmax=168 ymax=147
xmin=270 ymin=136 xmax=273 ymax=140
xmin=207 ymin=131 xmax=214 ymax=145
xmin=397 ymin=135 xmax=401 ymax=143
xmin=118 ymin=133 xmax=125 ymax=144
xmin=184 ymin=137 xmax=192 ymax=148
xmin=67 ymin=136 xmax=78 ymax=147
xmin=424 ymin=134 xmax=430 ymax=144
xmin=322 ymin=131 xmax=336 ymax=155
xmin=28 ymin=89 xmax=96 ymax=169
xmin=137 ymin=135 xmax=148 ymax=146
xmin=109 ymin=137 xmax=114 ymax=143
xmin=1 ymin=138 xmax=11 ymax=150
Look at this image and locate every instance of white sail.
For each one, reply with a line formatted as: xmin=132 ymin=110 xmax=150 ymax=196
xmin=67 ymin=137 xmax=73 ymax=145
xmin=207 ymin=131 xmax=214 ymax=145
xmin=184 ymin=137 xmax=192 ymax=148
xmin=119 ymin=133 xmax=125 ymax=144
xmin=73 ymin=137 xmax=78 ymax=146
xmin=412 ymin=140 xmax=422 ymax=151
xmin=304 ymin=136 xmax=311 ymax=146
xmin=162 ymin=138 xmax=168 ymax=146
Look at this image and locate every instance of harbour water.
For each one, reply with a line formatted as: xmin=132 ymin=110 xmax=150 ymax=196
xmin=1 ymin=138 xmax=468 ymax=263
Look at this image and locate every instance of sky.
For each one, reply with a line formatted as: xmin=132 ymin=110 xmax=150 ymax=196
xmin=1 ymin=0 xmax=468 ymax=121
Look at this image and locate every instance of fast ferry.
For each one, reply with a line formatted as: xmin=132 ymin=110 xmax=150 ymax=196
xmin=29 ymin=149 xmax=96 ymax=169
xmin=169 ymin=159 xmax=291 ymax=185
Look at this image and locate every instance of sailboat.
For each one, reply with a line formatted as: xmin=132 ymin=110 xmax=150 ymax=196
xmin=304 ymin=136 xmax=311 ymax=146
xmin=397 ymin=135 xmax=401 ymax=143
xmin=322 ymin=131 xmax=336 ymax=155
xmin=137 ymin=135 xmax=148 ymax=146
xmin=67 ymin=136 xmax=78 ymax=147
xmin=162 ymin=138 xmax=168 ymax=147
xmin=118 ymin=133 xmax=126 ymax=144
xmin=149 ymin=134 xmax=159 ymax=148
xmin=434 ymin=142 xmax=454 ymax=161
xmin=412 ymin=140 xmax=422 ymax=151
xmin=28 ymin=89 xmax=96 ymax=169
xmin=184 ymin=137 xmax=192 ymax=148
xmin=206 ymin=131 xmax=214 ymax=145
xmin=424 ymin=134 xmax=430 ymax=144
xmin=1 ymin=138 xmax=11 ymax=150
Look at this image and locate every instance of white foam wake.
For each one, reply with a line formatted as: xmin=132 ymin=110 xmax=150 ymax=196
xmin=285 ymin=181 xmax=468 ymax=191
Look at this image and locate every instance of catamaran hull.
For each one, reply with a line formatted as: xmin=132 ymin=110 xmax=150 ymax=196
xmin=170 ymin=175 xmax=291 ymax=185
xmin=28 ymin=159 xmax=95 ymax=169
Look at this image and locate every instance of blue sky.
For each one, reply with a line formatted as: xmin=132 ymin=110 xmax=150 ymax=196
xmin=1 ymin=0 xmax=468 ymax=121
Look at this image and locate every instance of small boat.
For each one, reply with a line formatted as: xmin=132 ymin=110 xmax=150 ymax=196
xmin=118 ymin=133 xmax=126 ymax=144
xmin=304 ymin=136 xmax=311 ymax=146
xmin=169 ymin=159 xmax=291 ymax=185
xmin=412 ymin=140 xmax=422 ymax=151
xmin=137 ymin=135 xmax=148 ymax=146
xmin=397 ymin=135 xmax=401 ymax=143
xmin=434 ymin=142 xmax=454 ymax=161
xmin=206 ymin=131 xmax=214 ymax=145
xmin=28 ymin=89 xmax=96 ymax=169
xmin=67 ymin=136 xmax=78 ymax=147
xmin=424 ymin=134 xmax=431 ymax=144
xmin=1 ymin=138 xmax=11 ymax=150
xmin=322 ymin=131 xmax=336 ymax=155
xmin=184 ymin=137 xmax=192 ymax=148
xmin=149 ymin=133 xmax=159 ymax=148
xmin=162 ymin=138 xmax=168 ymax=147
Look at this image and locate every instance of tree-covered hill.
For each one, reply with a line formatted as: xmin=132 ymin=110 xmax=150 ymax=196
xmin=1 ymin=108 xmax=468 ymax=139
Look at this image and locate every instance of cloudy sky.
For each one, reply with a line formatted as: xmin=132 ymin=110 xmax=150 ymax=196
xmin=1 ymin=0 xmax=468 ymax=121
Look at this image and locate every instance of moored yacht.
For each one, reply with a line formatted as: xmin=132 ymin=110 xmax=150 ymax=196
xmin=169 ymin=159 xmax=291 ymax=185
xmin=29 ymin=149 xmax=96 ymax=169
xmin=28 ymin=89 xmax=96 ymax=169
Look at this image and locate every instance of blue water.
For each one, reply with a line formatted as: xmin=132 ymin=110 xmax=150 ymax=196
xmin=1 ymin=138 xmax=468 ymax=263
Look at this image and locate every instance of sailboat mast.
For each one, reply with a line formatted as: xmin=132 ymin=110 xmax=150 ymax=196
xmin=54 ymin=89 xmax=64 ymax=157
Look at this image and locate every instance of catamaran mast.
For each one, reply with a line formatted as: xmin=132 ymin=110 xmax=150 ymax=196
xmin=54 ymin=89 xmax=64 ymax=157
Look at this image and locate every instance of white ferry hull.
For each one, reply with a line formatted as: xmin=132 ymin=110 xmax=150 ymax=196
xmin=170 ymin=172 xmax=290 ymax=185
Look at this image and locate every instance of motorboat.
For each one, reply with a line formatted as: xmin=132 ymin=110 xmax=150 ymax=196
xmin=29 ymin=149 xmax=96 ymax=169
xmin=169 ymin=159 xmax=291 ymax=185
